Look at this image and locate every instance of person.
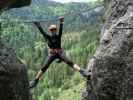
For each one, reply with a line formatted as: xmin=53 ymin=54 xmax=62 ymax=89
xmin=29 ymin=16 xmax=90 ymax=89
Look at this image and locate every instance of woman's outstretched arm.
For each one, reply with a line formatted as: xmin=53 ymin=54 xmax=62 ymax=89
xmin=34 ymin=22 xmax=50 ymax=39
xmin=59 ymin=16 xmax=64 ymax=37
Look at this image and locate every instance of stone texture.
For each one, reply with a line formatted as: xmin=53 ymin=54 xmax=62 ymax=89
xmin=0 ymin=42 xmax=32 ymax=100
xmin=0 ymin=0 xmax=31 ymax=10
xmin=0 ymin=1 xmax=32 ymax=100
xmin=82 ymin=0 xmax=133 ymax=100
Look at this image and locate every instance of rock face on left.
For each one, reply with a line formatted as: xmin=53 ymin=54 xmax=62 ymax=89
xmin=0 ymin=42 xmax=31 ymax=100
xmin=0 ymin=0 xmax=32 ymax=100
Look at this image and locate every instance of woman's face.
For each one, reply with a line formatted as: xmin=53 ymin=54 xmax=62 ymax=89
xmin=50 ymin=29 xmax=57 ymax=34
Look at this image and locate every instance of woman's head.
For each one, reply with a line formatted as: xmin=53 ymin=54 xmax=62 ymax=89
xmin=49 ymin=25 xmax=58 ymax=33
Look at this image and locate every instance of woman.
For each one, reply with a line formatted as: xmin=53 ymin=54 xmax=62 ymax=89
xmin=30 ymin=17 xmax=90 ymax=88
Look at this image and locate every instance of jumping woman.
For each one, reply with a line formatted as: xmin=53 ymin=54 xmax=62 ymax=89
xmin=30 ymin=17 xmax=90 ymax=88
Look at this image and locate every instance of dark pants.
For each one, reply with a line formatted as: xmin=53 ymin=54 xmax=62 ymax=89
xmin=41 ymin=49 xmax=74 ymax=72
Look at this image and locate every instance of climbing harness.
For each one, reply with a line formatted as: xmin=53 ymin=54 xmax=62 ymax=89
xmin=49 ymin=48 xmax=62 ymax=54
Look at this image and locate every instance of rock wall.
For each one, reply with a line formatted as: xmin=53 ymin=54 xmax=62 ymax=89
xmin=0 ymin=0 xmax=31 ymax=10
xmin=82 ymin=0 xmax=133 ymax=100
xmin=0 ymin=42 xmax=31 ymax=100
xmin=0 ymin=1 xmax=32 ymax=100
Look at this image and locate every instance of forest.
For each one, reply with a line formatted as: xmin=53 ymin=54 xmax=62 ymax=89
xmin=0 ymin=0 xmax=104 ymax=100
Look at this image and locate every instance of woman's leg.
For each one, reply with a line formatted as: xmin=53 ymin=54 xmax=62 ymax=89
xmin=36 ymin=54 xmax=56 ymax=80
xmin=58 ymin=50 xmax=81 ymax=71
xmin=58 ymin=50 xmax=90 ymax=77
xmin=30 ymin=54 xmax=56 ymax=88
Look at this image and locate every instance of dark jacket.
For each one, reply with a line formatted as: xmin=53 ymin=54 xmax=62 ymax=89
xmin=36 ymin=23 xmax=63 ymax=49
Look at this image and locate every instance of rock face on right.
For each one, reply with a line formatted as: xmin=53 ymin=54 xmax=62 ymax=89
xmin=82 ymin=0 xmax=133 ymax=100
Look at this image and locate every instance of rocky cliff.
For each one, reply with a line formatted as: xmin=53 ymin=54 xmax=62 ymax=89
xmin=0 ymin=1 xmax=31 ymax=100
xmin=82 ymin=0 xmax=133 ymax=100
xmin=0 ymin=0 xmax=31 ymax=10
xmin=0 ymin=42 xmax=31 ymax=100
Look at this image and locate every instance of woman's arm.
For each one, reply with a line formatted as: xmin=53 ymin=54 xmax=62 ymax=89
xmin=59 ymin=16 xmax=64 ymax=37
xmin=34 ymin=22 xmax=50 ymax=39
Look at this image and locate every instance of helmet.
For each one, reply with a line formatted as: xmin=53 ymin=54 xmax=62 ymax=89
xmin=49 ymin=25 xmax=57 ymax=31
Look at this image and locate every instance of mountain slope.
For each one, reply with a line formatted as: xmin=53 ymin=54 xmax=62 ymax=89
xmin=1 ymin=0 xmax=104 ymax=27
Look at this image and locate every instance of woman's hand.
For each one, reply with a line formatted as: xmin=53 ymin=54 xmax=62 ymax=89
xmin=33 ymin=22 xmax=41 ymax=27
xmin=59 ymin=16 xmax=64 ymax=23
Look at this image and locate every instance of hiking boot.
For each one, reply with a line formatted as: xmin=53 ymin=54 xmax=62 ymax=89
xmin=29 ymin=79 xmax=39 ymax=89
xmin=79 ymin=68 xmax=91 ymax=78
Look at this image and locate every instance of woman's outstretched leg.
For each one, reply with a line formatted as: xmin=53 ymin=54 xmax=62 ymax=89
xmin=29 ymin=54 xmax=56 ymax=89
xmin=59 ymin=50 xmax=90 ymax=77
